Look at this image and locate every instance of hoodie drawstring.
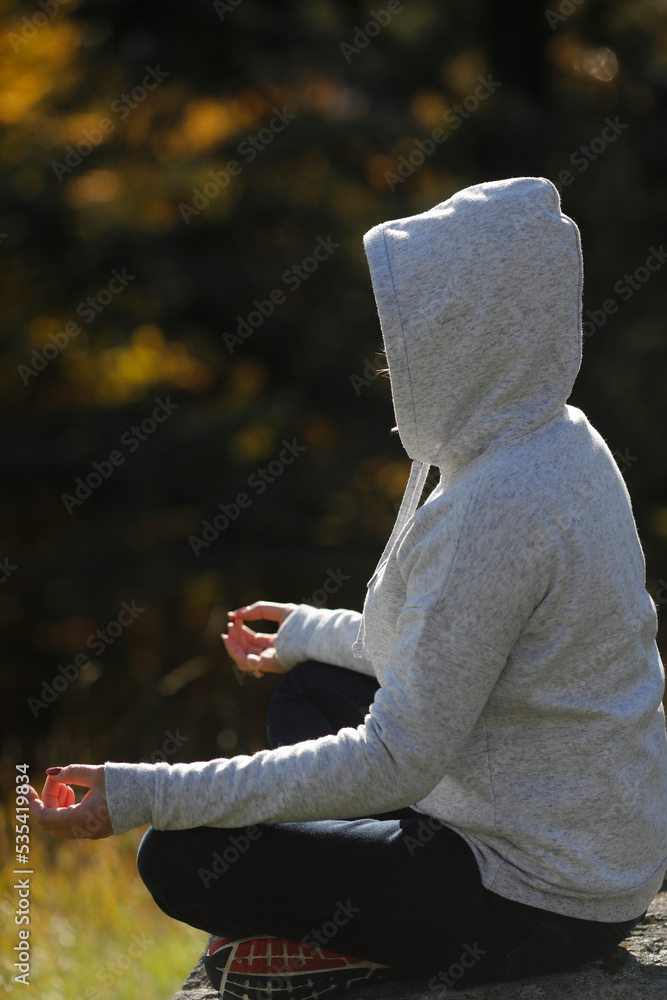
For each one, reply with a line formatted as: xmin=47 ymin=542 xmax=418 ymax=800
xmin=352 ymin=459 xmax=430 ymax=658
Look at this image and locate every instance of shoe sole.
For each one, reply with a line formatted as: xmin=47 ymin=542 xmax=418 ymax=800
xmin=204 ymin=938 xmax=394 ymax=999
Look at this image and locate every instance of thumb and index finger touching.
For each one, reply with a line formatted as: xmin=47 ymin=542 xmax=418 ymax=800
xmin=27 ymin=763 xmax=110 ymax=838
xmin=26 ymin=763 xmax=104 ymax=811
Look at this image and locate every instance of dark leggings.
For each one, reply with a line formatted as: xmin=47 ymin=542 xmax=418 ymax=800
xmin=136 ymin=660 xmax=644 ymax=987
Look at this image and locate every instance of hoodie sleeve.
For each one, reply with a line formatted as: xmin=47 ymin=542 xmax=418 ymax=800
xmin=105 ymin=606 xmax=506 ymax=834
xmin=274 ymin=604 xmax=375 ymax=676
xmin=104 ymin=503 xmax=536 ymax=835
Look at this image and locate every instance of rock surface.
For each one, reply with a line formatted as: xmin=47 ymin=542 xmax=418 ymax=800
xmin=170 ymin=891 xmax=667 ymax=999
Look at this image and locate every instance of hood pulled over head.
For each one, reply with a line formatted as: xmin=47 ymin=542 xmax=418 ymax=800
xmin=363 ymin=176 xmax=583 ymax=470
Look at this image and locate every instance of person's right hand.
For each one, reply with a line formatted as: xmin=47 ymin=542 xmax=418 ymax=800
xmin=222 ymin=601 xmax=297 ymax=677
xmin=27 ymin=764 xmax=112 ymax=840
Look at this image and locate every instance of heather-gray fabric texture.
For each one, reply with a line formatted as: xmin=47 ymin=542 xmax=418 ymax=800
xmin=105 ymin=177 xmax=667 ymax=922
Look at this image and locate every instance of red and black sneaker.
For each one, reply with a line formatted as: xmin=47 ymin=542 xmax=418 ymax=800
xmin=204 ymin=934 xmax=397 ymax=999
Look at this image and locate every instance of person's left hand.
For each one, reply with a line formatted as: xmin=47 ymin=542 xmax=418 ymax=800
xmin=222 ymin=602 xmax=295 ymax=677
xmin=27 ymin=764 xmax=113 ymax=840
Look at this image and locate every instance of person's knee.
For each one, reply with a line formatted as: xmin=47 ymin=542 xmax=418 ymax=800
xmin=136 ymin=825 xmax=173 ymax=898
xmin=277 ymin=659 xmax=346 ymax=694
xmin=269 ymin=660 xmax=328 ymax=714
xmin=280 ymin=658 xmax=319 ymax=686
xmin=137 ymin=826 xmax=216 ymax=928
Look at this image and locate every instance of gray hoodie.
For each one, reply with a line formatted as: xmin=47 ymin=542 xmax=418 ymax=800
xmin=105 ymin=177 xmax=667 ymax=922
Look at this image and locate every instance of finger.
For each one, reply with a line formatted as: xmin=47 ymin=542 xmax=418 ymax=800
xmin=230 ymin=616 xmax=275 ymax=646
xmin=28 ymin=785 xmax=91 ymax=835
xmin=223 ymin=630 xmax=252 ymax=670
xmin=224 ymin=617 xmax=246 ymax=646
xmin=42 ymin=776 xmax=73 ymax=809
xmin=230 ymin=602 xmax=293 ymax=624
xmin=42 ymin=776 xmax=63 ymax=809
xmin=29 ymin=795 xmax=96 ymax=834
xmin=232 ymin=603 xmax=283 ymax=621
xmin=226 ymin=617 xmax=271 ymax=653
xmin=235 ymin=621 xmax=270 ymax=644
xmin=223 ymin=627 xmax=242 ymax=656
xmin=228 ymin=615 xmax=247 ymax=638
xmin=26 ymin=786 xmax=43 ymax=811
xmin=56 ymin=781 xmax=71 ymax=808
xmin=222 ymin=633 xmax=248 ymax=660
xmin=225 ymin=631 xmax=264 ymax=676
xmin=44 ymin=764 xmax=103 ymax=789
xmin=247 ymin=633 xmax=274 ymax=650
xmin=27 ymin=787 xmax=53 ymax=823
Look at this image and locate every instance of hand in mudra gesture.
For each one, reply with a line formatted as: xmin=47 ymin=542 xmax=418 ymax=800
xmin=222 ymin=601 xmax=297 ymax=677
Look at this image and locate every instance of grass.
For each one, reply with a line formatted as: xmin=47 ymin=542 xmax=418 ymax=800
xmin=0 ymin=813 xmax=206 ymax=1000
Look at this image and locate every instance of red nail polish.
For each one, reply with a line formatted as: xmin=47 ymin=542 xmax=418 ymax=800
xmin=46 ymin=767 xmax=62 ymax=775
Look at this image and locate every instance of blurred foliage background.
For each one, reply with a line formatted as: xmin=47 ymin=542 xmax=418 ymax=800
xmin=1 ymin=0 xmax=667 ymax=992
